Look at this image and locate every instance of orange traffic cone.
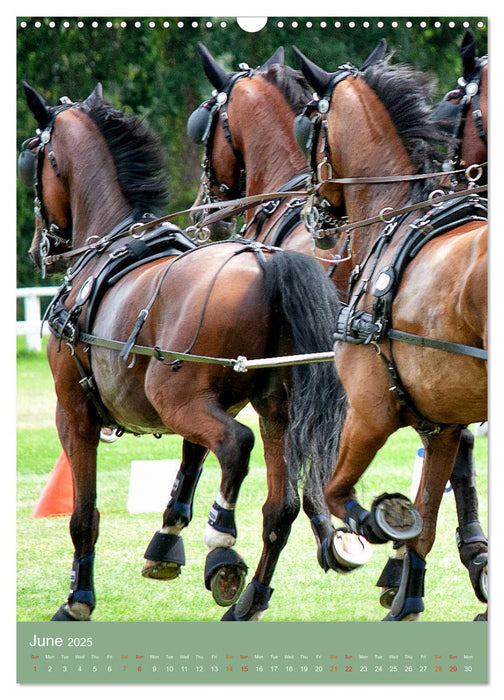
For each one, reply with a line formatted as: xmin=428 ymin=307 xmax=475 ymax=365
xmin=31 ymin=451 xmax=74 ymax=518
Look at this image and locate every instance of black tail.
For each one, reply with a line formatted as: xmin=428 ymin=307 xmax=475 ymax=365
xmin=262 ymin=250 xmax=347 ymax=510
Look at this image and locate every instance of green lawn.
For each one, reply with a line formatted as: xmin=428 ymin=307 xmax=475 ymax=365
xmin=16 ymin=339 xmax=488 ymax=622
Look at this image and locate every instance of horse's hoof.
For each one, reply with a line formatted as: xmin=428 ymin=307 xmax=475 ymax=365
xmin=142 ymin=531 xmax=185 ymax=579
xmin=325 ymin=528 xmax=372 ymax=573
xmin=372 ymin=493 xmax=423 ymax=541
xmin=141 ymin=560 xmax=181 ymax=580
xmin=468 ymin=552 xmax=488 ymax=603
xmin=220 ymin=580 xmax=272 ymax=621
xmin=204 ymin=547 xmax=247 ymax=606
xmin=376 ymin=555 xmax=404 ymax=608
xmin=51 ymin=604 xmax=90 ymax=621
xmin=99 ymin=427 xmax=119 ymax=443
xmin=379 ymin=587 xmax=398 ymax=609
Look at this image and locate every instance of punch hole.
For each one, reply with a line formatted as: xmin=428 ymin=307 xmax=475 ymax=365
xmin=237 ymin=17 xmax=268 ymax=33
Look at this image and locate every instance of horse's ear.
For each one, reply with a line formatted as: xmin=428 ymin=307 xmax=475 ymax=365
xmin=359 ymin=38 xmax=387 ymax=70
xmin=197 ymin=42 xmax=231 ymax=91
xmin=261 ymin=46 xmax=284 ymax=69
xmin=460 ymin=29 xmax=477 ymax=80
xmin=82 ymin=83 xmax=104 ymax=111
xmin=292 ymin=46 xmax=334 ymax=97
xmin=23 ymin=81 xmax=51 ymax=129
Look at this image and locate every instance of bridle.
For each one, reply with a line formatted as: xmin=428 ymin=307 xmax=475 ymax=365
xmin=440 ymin=56 xmax=488 ymax=169
xmin=293 ymin=64 xmax=361 ymax=245
xmin=18 ymin=98 xmax=76 ymax=276
xmin=188 ymin=65 xmax=254 ymax=208
xmin=293 ymin=60 xmax=487 ymax=248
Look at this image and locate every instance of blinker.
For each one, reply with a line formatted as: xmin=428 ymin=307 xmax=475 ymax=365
xmin=18 ymin=145 xmax=38 ymax=189
xmin=187 ymin=102 xmax=215 ymax=144
xmin=293 ymin=112 xmax=316 ymax=157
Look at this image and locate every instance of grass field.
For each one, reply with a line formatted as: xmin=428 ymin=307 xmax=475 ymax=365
xmin=16 ymin=339 xmax=488 ymax=623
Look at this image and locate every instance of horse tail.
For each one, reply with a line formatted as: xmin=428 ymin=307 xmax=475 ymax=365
xmin=262 ymin=250 xmax=347 ymax=510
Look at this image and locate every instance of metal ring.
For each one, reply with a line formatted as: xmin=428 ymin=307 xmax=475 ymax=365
xmin=317 ymin=158 xmax=333 ymax=182
xmin=185 ymin=225 xmax=199 ymax=239
xmin=379 ymin=207 xmax=395 ymax=223
xmin=129 ymin=222 xmax=145 ymax=238
xmin=197 ymin=227 xmax=211 ymax=243
xmin=465 ymin=164 xmax=483 ymax=184
xmin=428 ymin=189 xmax=445 ymax=208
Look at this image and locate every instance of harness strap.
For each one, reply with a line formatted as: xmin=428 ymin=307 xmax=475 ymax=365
xmin=388 ymin=328 xmax=487 ymax=360
xmin=66 ymin=343 xmax=117 ymax=427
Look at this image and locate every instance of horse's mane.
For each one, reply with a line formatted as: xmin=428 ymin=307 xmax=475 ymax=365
xmin=361 ymin=55 xmax=451 ymax=177
xmin=82 ymin=99 xmax=169 ymax=215
xmin=261 ymin=64 xmax=314 ymax=114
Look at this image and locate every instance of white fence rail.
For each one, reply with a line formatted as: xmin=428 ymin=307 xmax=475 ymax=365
xmin=16 ymin=287 xmax=59 ymax=351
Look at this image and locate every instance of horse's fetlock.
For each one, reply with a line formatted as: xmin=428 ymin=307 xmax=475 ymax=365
xmin=207 ymin=500 xmax=237 ymax=539
xmin=68 ymin=551 xmax=96 ymax=612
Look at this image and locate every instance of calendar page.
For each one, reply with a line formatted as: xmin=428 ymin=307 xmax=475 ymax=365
xmin=16 ymin=9 xmax=488 ymax=687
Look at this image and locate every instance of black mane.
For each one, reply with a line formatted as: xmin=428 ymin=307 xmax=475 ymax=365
xmin=361 ymin=55 xmax=452 ymax=177
xmin=261 ymin=64 xmax=314 ymax=114
xmin=82 ymin=99 xmax=169 ymax=215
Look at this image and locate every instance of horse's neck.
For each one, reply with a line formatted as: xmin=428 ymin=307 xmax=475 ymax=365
xmin=331 ymin=81 xmax=414 ymax=262
xmin=246 ymin=141 xmax=306 ymax=195
xmin=70 ymin=154 xmax=131 ymax=247
xmin=236 ymin=83 xmax=307 ymax=197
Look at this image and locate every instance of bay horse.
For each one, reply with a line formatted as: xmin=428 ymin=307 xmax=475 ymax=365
xmin=190 ymin=43 xmax=488 ymax=617
xmin=293 ymin=46 xmax=488 ymax=620
xmin=20 ymin=82 xmax=346 ymax=621
xmin=187 ymin=43 xmax=371 ymax=589
xmin=435 ymin=29 xmax=487 ymax=187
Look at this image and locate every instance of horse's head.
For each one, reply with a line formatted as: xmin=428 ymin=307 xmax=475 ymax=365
xmin=188 ymin=43 xmax=299 ymax=237
xmin=20 ymin=82 xmax=168 ymax=275
xmin=21 ymin=83 xmax=83 ymax=275
xmin=292 ymin=42 xmax=387 ymax=218
xmin=293 ymin=41 xmax=451 ymax=229
xmin=434 ymin=29 xmax=487 ymax=179
xmin=20 ymin=83 xmax=107 ymax=275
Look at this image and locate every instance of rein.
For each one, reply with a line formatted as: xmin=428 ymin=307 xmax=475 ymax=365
xmin=307 ymin=180 xmax=487 ymax=245
xmin=42 ymin=167 xmax=487 ymax=269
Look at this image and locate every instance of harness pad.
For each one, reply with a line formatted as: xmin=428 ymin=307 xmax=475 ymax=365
xmin=84 ymin=224 xmax=196 ymax=333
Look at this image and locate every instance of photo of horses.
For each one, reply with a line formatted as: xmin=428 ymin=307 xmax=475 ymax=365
xmin=16 ymin=16 xmax=488 ymax=680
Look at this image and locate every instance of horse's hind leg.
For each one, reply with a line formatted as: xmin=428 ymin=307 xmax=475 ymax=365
xmin=142 ymin=439 xmax=207 ymax=580
xmin=221 ymin=415 xmax=300 ymax=621
xmin=451 ymin=427 xmax=488 ymax=612
xmin=145 ymin=376 xmax=255 ymax=606
xmin=201 ymin=412 xmax=254 ymax=608
xmin=51 ymin=400 xmax=101 ymax=621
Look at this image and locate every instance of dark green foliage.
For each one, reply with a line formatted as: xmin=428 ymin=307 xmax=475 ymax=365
xmin=16 ymin=16 xmax=487 ymax=287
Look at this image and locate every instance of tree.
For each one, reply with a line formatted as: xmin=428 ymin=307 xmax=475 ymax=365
xmin=16 ymin=15 xmax=487 ymax=287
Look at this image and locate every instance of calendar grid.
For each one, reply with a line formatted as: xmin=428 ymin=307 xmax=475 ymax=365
xmin=17 ymin=621 xmax=487 ymax=683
